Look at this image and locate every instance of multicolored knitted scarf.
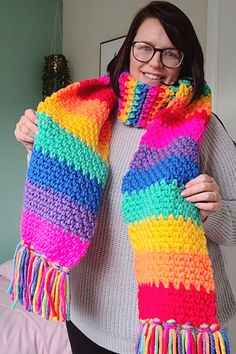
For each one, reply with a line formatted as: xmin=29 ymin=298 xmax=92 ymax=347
xmin=8 ymin=72 xmax=230 ymax=353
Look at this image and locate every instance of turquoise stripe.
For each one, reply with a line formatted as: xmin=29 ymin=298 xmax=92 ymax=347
xmin=122 ymin=179 xmax=201 ymax=225
xmin=34 ymin=112 xmax=108 ymax=185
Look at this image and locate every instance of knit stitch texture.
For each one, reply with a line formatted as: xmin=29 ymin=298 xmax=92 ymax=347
xmin=8 ymin=72 xmax=231 ymax=353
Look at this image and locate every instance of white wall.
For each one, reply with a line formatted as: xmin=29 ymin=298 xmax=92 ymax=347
xmin=206 ymin=0 xmax=236 ymax=140
xmin=63 ymin=0 xmax=207 ymax=81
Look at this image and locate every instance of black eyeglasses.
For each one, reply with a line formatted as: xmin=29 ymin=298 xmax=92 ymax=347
xmin=132 ymin=41 xmax=184 ymax=68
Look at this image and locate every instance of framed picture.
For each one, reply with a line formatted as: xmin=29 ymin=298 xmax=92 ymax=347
xmin=99 ymin=36 xmax=126 ymax=76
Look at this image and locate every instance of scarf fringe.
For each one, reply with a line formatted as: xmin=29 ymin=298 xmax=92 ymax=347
xmin=135 ymin=319 xmax=230 ymax=354
xmin=7 ymin=242 xmax=70 ymax=321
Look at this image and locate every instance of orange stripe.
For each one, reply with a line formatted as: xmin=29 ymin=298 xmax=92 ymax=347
xmin=38 ymin=94 xmax=111 ymax=131
xmin=134 ymin=251 xmax=214 ymax=293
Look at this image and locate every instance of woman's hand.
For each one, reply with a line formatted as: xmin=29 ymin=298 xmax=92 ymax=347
xmin=181 ymin=174 xmax=222 ymax=222
xmin=14 ymin=109 xmax=38 ymax=151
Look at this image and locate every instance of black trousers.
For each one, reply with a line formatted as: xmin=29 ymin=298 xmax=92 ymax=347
xmin=66 ymin=321 xmax=117 ymax=354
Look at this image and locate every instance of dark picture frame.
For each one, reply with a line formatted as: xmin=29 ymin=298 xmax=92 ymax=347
xmin=99 ymin=35 xmax=126 ymax=76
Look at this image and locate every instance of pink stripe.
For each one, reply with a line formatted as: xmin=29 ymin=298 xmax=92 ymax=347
xmin=21 ymin=210 xmax=90 ymax=268
xmin=138 ymin=282 xmax=217 ymax=326
xmin=141 ymin=111 xmax=208 ymax=149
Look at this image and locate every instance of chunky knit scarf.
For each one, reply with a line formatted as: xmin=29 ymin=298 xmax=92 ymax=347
xmin=8 ymin=72 xmax=230 ymax=353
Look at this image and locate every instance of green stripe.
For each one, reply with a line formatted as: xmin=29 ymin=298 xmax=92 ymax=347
xmin=34 ymin=112 xmax=108 ymax=185
xmin=122 ymin=179 xmax=201 ymax=225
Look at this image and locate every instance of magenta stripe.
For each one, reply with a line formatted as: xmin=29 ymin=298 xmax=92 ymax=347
xmin=141 ymin=113 xmax=207 ymax=149
xmin=21 ymin=210 xmax=90 ymax=268
xmin=130 ymin=136 xmax=199 ymax=170
xmin=23 ymin=180 xmax=96 ymax=241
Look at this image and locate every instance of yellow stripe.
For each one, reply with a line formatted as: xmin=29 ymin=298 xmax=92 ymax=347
xmin=134 ymin=251 xmax=214 ymax=292
xmin=128 ymin=215 xmax=207 ymax=254
xmin=55 ymin=271 xmax=61 ymax=320
xmin=38 ymin=95 xmax=112 ymax=160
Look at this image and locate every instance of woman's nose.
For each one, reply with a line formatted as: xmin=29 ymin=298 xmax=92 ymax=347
xmin=148 ymin=52 xmax=163 ymax=67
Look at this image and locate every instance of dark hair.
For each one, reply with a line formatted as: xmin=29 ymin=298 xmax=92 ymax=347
xmin=107 ymin=1 xmax=204 ymax=102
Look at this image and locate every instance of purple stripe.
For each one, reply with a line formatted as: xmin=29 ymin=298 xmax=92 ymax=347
xmin=23 ymin=180 xmax=96 ymax=241
xmin=130 ymin=135 xmax=199 ymax=170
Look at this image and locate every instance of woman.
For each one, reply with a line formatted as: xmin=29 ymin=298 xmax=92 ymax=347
xmin=13 ymin=1 xmax=236 ymax=353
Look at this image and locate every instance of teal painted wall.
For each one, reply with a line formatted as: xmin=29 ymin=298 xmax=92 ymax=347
xmin=0 ymin=0 xmax=63 ymax=263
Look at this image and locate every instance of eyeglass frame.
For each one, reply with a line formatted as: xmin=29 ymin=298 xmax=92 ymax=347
xmin=131 ymin=41 xmax=184 ymax=68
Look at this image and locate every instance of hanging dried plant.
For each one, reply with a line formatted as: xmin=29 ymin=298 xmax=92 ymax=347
xmin=42 ymin=54 xmax=71 ymax=99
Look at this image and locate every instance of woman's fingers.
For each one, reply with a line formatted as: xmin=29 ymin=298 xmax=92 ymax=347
xmin=24 ymin=108 xmax=38 ymax=122
xmin=184 ymin=191 xmax=219 ymax=203
xmin=195 ymin=201 xmax=222 ymax=211
xmin=181 ymin=182 xmax=219 ymax=198
xmin=181 ymin=174 xmax=223 ymax=217
xmin=15 ymin=130 xmax=34 ymax=143
xmin=17 ymin=119 xmax=37 ymax=137
xmin=185 ymin=174 xmax=214 ymax=187
xmin=14 ymin=109 xmax=38 ymax=150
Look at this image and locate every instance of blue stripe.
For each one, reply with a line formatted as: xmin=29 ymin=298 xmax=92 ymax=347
xmin=27 ymin=148 xmax=103 ymax=214
xmin=122 ymin=155 xmax=199 ymax=194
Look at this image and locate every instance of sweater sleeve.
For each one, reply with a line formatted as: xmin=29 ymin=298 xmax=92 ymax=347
xmin=200 ymin=114 xmax=236 ymax=246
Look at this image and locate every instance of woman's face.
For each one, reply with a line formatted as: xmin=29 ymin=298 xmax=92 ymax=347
xmin=129 ymin=17 xmax=182 ymax=86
